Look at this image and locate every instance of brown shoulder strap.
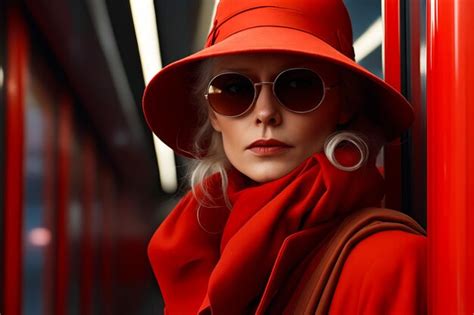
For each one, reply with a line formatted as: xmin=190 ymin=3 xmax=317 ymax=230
xmin=293 ymin=207 xmax=426 ymax=315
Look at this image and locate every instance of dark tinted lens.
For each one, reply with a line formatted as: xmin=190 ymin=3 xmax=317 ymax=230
xmin=207 ymin=73 xmax=255 ymax=116
xmin=274 ymin=69 xmax=324 ymax=112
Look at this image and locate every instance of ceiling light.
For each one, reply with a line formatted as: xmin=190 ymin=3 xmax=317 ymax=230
xmin=130 ymin=0 xmax=178 ymax=193
xmin=354 ymin=17 xmax=383 ymax=63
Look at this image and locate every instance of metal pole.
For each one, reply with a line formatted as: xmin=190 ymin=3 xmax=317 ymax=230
xmin=427 ymin=0 xmax=474 ymax=313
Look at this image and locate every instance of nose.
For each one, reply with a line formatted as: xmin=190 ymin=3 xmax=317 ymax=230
xmin=253 ymin=83 xmax=282 ymax=126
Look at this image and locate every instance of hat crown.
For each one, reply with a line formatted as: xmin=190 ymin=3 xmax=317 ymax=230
xmin=207 ymin=0 xmax=355 ymax=59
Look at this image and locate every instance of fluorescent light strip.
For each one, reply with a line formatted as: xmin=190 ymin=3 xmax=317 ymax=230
xmin=152 ymin=134 xmax=178 ymax=194
xmin=129 ymin=0 xmax=162 ymax=84
xmin=130 ymin=0 xmax=178 ymax=193
xmin=354 ymin=17 xmax=383 ymax=63
xmin=420 ymin=43 xmax=427 ymax=75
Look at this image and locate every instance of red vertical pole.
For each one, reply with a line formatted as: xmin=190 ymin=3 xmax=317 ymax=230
xmin=427 ymin=0 xmax=474 ymax=313
xmin=56 ymin=92 xmax=73 ymax=315
xmin=42 ymin=78 xmax=57 ymax=315
xmin=383 ymin=0 xmax=402 ymax=92
xmin=99 ymin=169 xmax=116 ymax=315
xmin=80 ymin=134 xmax=96 ymax=315
xmin=4 ymin=7 xmax=27 ymax=315
xmin=383 ymin=0 xmax=402 ymax=211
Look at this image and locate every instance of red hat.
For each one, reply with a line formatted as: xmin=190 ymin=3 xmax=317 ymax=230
xmin=142 ymin=0 xmax=414 ymax=158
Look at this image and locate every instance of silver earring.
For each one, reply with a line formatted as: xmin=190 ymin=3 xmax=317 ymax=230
xmin=324 ymin=131 xmax=369 ymax=171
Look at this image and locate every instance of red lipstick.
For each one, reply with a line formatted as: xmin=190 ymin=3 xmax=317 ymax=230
xmin=246 ymin=139 xmax=292 ymax=156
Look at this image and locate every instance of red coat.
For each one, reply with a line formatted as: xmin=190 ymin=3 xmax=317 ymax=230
xmin=253 ymin=208 xmax=427 ymax=314
xmin=329 ymin=230 xmax=426 ymax=314
xmin=148 ymin=152 xmax=427 ymax=314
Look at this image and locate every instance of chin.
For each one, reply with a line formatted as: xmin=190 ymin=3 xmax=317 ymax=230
xmin=244 ymin=164 xmax=296 ymax=183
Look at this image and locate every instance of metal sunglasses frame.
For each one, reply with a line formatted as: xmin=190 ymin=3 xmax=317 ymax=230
xmin=204 ymin=67 xmax=336 ymax=117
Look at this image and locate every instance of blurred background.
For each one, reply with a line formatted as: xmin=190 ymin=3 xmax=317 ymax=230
xmin=0 ymin=0 xmax=427 ymax=314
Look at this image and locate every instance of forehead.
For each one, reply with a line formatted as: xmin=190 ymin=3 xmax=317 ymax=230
xmin=210 ymin=52 xmax=339 ymax=79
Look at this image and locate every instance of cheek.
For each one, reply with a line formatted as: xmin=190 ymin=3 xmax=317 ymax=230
xmin=218 ymin=122 xmax=245 ymax=159
xmin=292 ymin=109 xmax=340 ymax=149
xmin=221 ymin=133 xmax=236 ymax=156
xmin=310 ymin=98 xmax=342 ymax=131
xmin=294 ymin=123 xmax=327 ymax=152
xmin=299 ymin=109 xmax=337 ymax=134
xmin=219 ymin=122 xmax=240 ymax=146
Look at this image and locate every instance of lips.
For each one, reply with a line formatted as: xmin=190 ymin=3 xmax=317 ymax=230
xmin=246 ymin=139 xmax=292 ymax=155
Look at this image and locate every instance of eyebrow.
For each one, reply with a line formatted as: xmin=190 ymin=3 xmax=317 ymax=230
xmin=217 ymin=67 xmax=254 ymax=73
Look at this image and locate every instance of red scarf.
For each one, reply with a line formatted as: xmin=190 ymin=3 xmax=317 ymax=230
xmin=148 ymin=148 xmax=385 ymax=314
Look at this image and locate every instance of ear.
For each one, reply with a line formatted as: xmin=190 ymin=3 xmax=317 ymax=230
xmin=337 ymin=88 xmax=360 ymax=126
xmin=209 ymin=110 xmax=222 ymax=132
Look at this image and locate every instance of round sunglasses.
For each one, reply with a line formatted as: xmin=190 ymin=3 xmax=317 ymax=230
xmin=204 ymin=67 xmax=336 ymax=117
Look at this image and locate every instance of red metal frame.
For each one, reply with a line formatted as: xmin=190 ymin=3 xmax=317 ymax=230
xmin=4 ymin=7 xmax=27 ymax=315
xmin=2 ymin=4 xmax=155 ymax=315
xmin=427 ymin=0 xmax=474 ymax=313
xmin=407 ymin=0 xmax=426 ymax=226
xmin=383 ymin=0 xmax=403 ymax=211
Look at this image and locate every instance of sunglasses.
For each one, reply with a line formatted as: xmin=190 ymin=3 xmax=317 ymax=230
xmin=204 ymin=67 xmax=336 ymax=117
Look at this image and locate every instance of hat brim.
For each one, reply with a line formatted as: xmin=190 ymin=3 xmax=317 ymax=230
xmin=143 ymin=26 xmax=413 ymax=158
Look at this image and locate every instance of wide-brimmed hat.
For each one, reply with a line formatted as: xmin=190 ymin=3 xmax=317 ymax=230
xmin=142 ymin=0 xmax=414 ymax=158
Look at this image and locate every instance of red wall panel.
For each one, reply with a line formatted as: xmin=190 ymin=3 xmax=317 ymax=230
xmin=3 ymin=7 xmax=27 ymax=315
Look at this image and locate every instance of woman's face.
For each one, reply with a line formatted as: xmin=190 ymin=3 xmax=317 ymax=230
xmin=208 ymin=53 xmax=350 ymax=183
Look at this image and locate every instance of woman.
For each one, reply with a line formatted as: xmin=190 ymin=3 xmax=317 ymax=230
xmin=143 ymin=0 xmax=427 ymax=314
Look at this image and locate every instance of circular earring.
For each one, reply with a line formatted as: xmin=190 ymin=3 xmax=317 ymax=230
xmin=324 ymin=131 xmax=369 ymax=171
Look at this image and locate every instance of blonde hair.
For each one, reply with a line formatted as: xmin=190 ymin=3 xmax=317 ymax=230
xmin=189 ymin=58 xmax=233 ymax=208
xmin=188 ymin=57 xmax=386 ymax=206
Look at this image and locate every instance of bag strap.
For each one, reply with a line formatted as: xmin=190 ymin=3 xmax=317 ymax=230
xmin=292 ymin=207 xmax=426 ymax=314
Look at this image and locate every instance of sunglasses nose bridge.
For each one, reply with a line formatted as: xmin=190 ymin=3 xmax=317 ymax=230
xmin=254 ymin=82 xmax=274 ymax=87
xmin=253 ymin=81 xmax=277 ymax=103
xmin=251 ymin=80 xmax=283 ymax=125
